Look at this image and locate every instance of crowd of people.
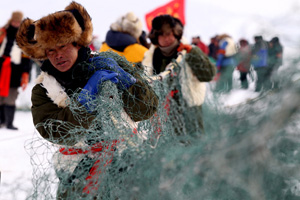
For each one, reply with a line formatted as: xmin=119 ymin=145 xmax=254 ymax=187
xmin=0 ymin=1 xmax=284 ymax=199
xmin=191 ymin=33 xmax=283 ymax=92
xmin=0 ymin=7 xmax=284 ymax=131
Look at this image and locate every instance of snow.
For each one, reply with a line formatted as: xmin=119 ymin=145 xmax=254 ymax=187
xmin=0 ymin=111 xmax=35 ymax=200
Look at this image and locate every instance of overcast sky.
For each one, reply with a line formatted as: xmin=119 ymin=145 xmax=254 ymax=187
xmin=0 ymin=0 xmax=298 ymax=45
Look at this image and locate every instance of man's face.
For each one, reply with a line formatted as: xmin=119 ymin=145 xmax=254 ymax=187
xmin=158 ymin=31 xmax=176 ymax=47
xmin=46 ymin=43 xmax=80 ymax=72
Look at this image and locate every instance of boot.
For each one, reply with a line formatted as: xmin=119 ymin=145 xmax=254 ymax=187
xmin=4 ymin=105 xmax=18 ymax=130
xmin=0 ymin=105 xmax=5 ymax=127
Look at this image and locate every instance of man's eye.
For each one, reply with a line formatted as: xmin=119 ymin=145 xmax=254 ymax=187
xmin=46 ymin=49 xmax=54 ymax=55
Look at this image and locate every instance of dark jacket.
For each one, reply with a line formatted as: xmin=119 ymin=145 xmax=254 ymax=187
xmin=31 ymin=47 xmax=159 ymax=199
xmin=31 ymin=47 xmax=158 ymax=146
xmin=268 ymin=38 xmax=283 ymax=69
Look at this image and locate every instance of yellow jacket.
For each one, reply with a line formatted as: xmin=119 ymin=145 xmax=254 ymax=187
xmin=99 ymin=42 xmax=148 ymax=63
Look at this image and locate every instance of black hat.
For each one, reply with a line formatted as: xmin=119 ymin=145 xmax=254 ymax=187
xmin=270 ymin=37 xmax=279 ymax=44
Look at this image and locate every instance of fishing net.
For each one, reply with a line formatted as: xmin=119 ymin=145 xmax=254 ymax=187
xmin=21 ymin=49 xmax=300 ymax=200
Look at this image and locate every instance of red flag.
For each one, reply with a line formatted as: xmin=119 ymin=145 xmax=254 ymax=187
xmin=145 ymin=0 xmax=185 ymax=31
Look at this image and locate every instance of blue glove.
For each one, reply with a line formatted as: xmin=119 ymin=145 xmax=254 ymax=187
xmin=113 ymin=65 xmax=137 ymax=90
xmin=78 ymin=69 xmax=118 ymax=112
xmin=88 ymin=56 xmax=118 ymax=71
xmin=89 ymin=56 xmax=137 ymax=90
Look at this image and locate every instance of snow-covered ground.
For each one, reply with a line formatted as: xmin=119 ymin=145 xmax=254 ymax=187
xmin=0 ymin=111 xmax=35 ymax=200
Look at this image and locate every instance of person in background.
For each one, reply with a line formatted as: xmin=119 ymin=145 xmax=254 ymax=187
xmin=208 ymin=35 xmax=219 ymax=61
xmin=251 ymin=35 xmax=269 ymax=92
xmin=0 ymin=11 xmax=32 ymax=130
xmin=99 ymin=12 xmax=148 ymax=64
xmin=191 ymin=36 xmax=209 ymax=55
xmin=236 ymin=39 xmax=252 ymax=89
xmin=143 ymin=14 xmax=215 ymax=138
xmin=268 ymin=37 xmax=283 ymax=73
xmin=267 ymin=36 xmax=283 ymax=90
xmin=16 ymin=2 xmax=158 ymax=199
xmin=214 ymin=34 xmax=237 ymax=92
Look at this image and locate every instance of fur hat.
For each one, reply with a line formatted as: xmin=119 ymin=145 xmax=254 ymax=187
xmin=217 ymin=34 xmax=231 ymax=41
xmin=4 ymin=11 xmax=23 ymax=28
xmin=16 ymin=1 xmax=93 ymax=60
xmin=148 ymin=15 xmax=183 ymax=45
xmin=11 ymin=11 xmax=23 ymax=23
xmin=110 ymin=12 xmax=143 ymax=41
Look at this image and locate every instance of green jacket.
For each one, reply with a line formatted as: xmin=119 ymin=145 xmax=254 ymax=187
xmin=31 ymin=50 xmax=158 ymax=146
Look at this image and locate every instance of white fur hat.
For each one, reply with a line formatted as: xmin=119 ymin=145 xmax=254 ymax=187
xmin=110 ymin=12 xmax=143 ymax=40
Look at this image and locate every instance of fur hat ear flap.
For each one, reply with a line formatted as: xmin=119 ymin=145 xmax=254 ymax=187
xmin=16 ymin=18 xmax=46 ymax=59
xmin=65 ymin=1 xmax=93 ymax=47
xmin=16 ymin=1 xmax=93 ymax=60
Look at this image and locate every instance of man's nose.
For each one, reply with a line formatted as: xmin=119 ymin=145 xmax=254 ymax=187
xmin=55 ymin=50 xmax=63 ymax=59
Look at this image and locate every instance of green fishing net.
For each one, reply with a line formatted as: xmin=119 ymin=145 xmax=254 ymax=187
xmin=18 ymin=51 xmax=300 ymax=200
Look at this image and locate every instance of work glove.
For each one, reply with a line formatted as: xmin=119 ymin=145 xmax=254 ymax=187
xmin=78 ymin=69 xmax=119 ymax=113
xmin=21 ymin=72 xmax=29 ymax=91
xmin=89 ymin=57 xmax=136 ymax=90
xmin=177 ymin=43 xmax=193 ymax=53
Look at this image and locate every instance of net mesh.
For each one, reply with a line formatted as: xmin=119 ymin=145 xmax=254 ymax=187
xmin=19 ymin=50 xmax=300 ymax=200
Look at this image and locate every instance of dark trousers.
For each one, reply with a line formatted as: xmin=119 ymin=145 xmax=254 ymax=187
xmin=239 ymin=71 xmax=249 ymax=89
xmin=255 ymin=67 xmax=272 ymax=92
xmin=0 ymin=88 xmax=18 ymax=128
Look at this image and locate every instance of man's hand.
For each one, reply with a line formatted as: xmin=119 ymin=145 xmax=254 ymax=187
xmin=113 ymin=65 xmax=136 ymax=90
xmin=89 ymin=57 xmax=136 ymax=90
xmin=78 ymin=69 xmax=118 ymax=112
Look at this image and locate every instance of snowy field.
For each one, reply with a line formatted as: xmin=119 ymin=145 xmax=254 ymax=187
xmin=0 ymin=111 xmax=35 ymax=200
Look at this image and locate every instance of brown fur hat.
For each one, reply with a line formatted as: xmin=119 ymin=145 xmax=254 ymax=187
xmin=4 ymin=11 xmax=23 ymax=28
xmin=16 ymin=1 xmax=93 ymax=60
xmin=11 ymin=11 xmax=23 ymax=23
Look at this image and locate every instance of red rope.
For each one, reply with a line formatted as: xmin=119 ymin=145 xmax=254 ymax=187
xmin=59 ymin=140 xmax=119 ymax=195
